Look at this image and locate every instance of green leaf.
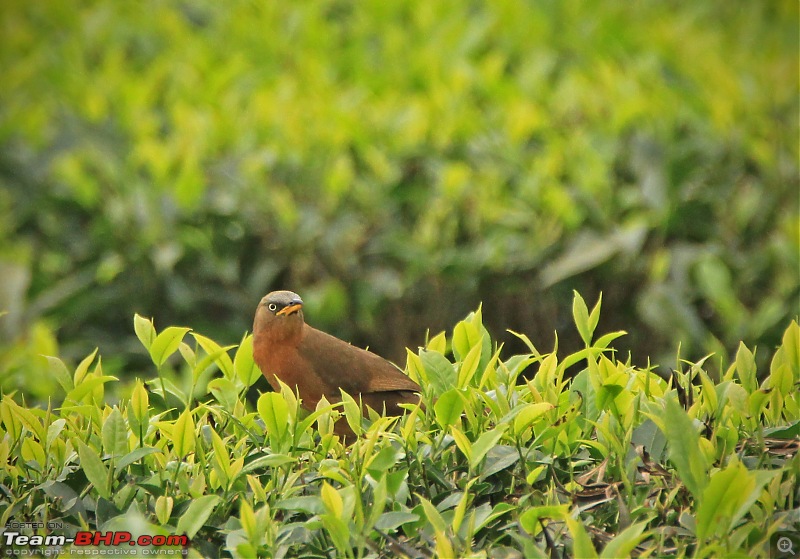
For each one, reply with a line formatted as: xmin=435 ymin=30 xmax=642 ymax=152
xmin=512 ymin=402 xmax=554 ymax=437
xmin=434 ymin=388 xmax=465 ymax=428
xmin=275 ymin=496 xmax=324 ymax=515
xmin=695 ymin=460 xmax=747 ymax=540
xmin=239 ymin=453 xmax=295 ymax=474
xmin=763 ymin=421 xmax=800 ymax=439
xmin=587 ymin=293 xmax=602 ymax=339
xmin=257 ymin=392 xmax=289 ymax=447
xmin=66 ymin=375 xmax=118 ymax=404
xmin=519 ymin=505 xmax=570 ymax=535
xmin=566 ymin=514 xmax=598 ymax=559
xmin=155 ymin=496 xmax=173 ymax=526
xmin=209 ymin=428 xmax=232 ymax=481
xmin=695 ymin=459 xmax=777 ymax=540
xmin=134 ymin=314 xmax=156 ymax=352
xmin=207 ymin=378 xmax=240 ymax=411
xmin=420 ymin=349 xmax=456 ymax=397
xmin=375 ymin=511 xmax=420 ymax=531
xmin=74 ymin=348 xmax=99 ymax=384
xmin=129 ymin=379 xmax=149 ymax=424
xmin=191 ymin=333 xmax=235 ymax=379
xmin=114 ymin=447 xmax=162 ymax=475
xmin=45 ymin=356 xmax=74 ymax=393
xmin=469 ymin=424 xmax=508 ymax=470
xmin=453 ymin=318 xmax=481 ymax=362
xmin=0 ymin=398 xmax=21 ymax=441
xmin=150 ymin=326 xmax=191 ymax=367
xmin=417 ymin=496 xmax=447 ymax=533
xmin=176 ymin=495 xmax=221 ymax=538
xmin=457 ymin=341 xmax=482 ymax=389
xmin=662 ymin=395 xmax=708 ymax=498
xmin=191 ymin=344 xmax=237 ymax=384
xmin=76 ymin=439 xmax=110 ymax=499
xmin=320 ymin=481 xmax=344 ymax=517
xmin=451 ymin=427 xmax=472 ymax=462
xmin=366 ymin=444 xmax=400 ymax=479
xmin=46 ymin=419 xmax=67 ymax=451
xmin=234 ymin=334 xmax=260 ymax=387
xmin=594 ymin=330 xmax=627 ymax=350
xmin=781 ymin=320 xmax=799 ymax=378
xmin=102 ymin=407 xmax=129 ymax=458
xmin=340 ymin=390 xmax=363 ymax=436
xmin=172 ymin=408 xmax=196 ymax=457
xmin=572 ymin=291 xmax=592 ymax=345
xmin=366 ymin=476 xmax=387 ymax=529
xmin=145 ymin=377 xmax=187 ymax=402
xmin=734 ymin=342 xmax=757 ymax=393
xmin=1 ymin=396 xmax=44 ymax=441
xmin=321 ymin=514 xmax=350 ymax=555
xmin=426 ymin=331 xmax=447 ymax=354
xmin=40 ymin=480 xmax=82 ymax=516
xmin=479 ymin=446 xmax=520 ymax=480
xmin=239 ymin=500 xmax=258 ymax=545
xmin=600 ymin=521 xmax=648 ymax=558
xmin=21 ymin=438 xmax=46 ymax=466
xmin=473 ymin=502 xmax=515 ymax=532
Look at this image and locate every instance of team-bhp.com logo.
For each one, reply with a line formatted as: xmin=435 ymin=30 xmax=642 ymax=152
xmin=3 ymin=531 xmax=189 ymax=556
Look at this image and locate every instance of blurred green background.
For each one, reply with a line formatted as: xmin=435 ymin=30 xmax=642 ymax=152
xmin=1 ymin=1 xmax=798 ymax=398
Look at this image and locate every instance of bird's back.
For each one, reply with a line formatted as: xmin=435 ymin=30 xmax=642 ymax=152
xmin=298 ymin=324 xmax=421 ymax=400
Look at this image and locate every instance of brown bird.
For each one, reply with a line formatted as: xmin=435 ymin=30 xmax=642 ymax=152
xmin=253 ymin=291 xmax=422 ymax=430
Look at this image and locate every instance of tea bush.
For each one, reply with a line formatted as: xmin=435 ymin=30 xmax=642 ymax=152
xmin=1 ymin=2 xmax=797 ymax=393
xmin=1 ymin=293 xmax=797 ymax=557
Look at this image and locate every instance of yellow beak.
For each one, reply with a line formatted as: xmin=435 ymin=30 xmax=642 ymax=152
xmin=277 ymin=303 xmax=303 ymax=316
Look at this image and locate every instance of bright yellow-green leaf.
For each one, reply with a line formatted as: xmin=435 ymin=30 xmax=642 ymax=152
xmin=172 ymin=408 xmax=196 ymax=457
xmin=457 ymin=341 xmax=482 ymax=389
xmin=134 ymin=314 xmax=156 ymax=352
xmin=210 ymin=428 xmax=231 ymax=481
xmin=21 ymin=438 xmax=46 ymax=466
xmin=234 ymin=334 xmax=260 ymax=387
xmin=663 ymin=396 xmax=708 ymax=499
xmin=239 ymin=500 xmax=258 ymax=545
xmin=191 ymin=333 xmax=235 ymax=379
xmin=1 ymin=397 xmax=44 ymax=441
xmin=572 ymin=291 xmax=592 ymax=345
xmin=513 ymin=402 xmax=554 ymax=437
xmin=426 ymin=331 xmax=447 ymax=354
xmin=469 ymin=425 xmax=508 ymax=470
xmin=130 ymin=379 xmax=149 ymax=423
xmin=257 ymin=392 xmax=289 ymax=446
xmin=155 ymin=496 xmax=173 ymax=525
xmin=340 ymin=390 xmax=363 ymax=436
xmin=434 ymin=388 xmax=465 ymax=428
xmin=566 ymin=514 xmax=598 ymax=559
xmin=176 ymin=495 xmax=221 ymax=539
xmin=74 ymin=349 xmax=99 ymax=385
xmin=150 ymin=326 xmax=191 ymax=367
xmin=320 ymin=482 xmax=344 ymax=518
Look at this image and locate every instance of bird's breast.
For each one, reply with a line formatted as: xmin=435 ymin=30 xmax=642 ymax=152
xmin=254 ymin=341 xmax=331 ymax=409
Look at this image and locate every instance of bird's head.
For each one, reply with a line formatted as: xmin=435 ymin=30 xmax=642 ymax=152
xmin=253 ymin=290 xmax=305 ymax=341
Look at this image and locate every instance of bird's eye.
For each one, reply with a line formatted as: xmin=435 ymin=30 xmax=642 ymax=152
xmin=267 ymin=303 xmax=278 ymax=312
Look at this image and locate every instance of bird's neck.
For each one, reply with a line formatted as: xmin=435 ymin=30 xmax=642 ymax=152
xmin=254 ymin=317 xmax=304 ymax=346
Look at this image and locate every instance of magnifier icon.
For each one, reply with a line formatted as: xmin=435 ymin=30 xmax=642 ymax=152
xmin=778 ymin=536 xmax=795 ymax=555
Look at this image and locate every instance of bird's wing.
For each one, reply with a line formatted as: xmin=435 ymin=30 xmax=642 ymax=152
xmin=299 ymin=325 xmax=421 ymax=396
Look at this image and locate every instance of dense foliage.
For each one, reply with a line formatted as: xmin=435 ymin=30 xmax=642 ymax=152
xmin=0 ymin=294 xmax=797 ymax=557
xmin=1 ymin=2 xmax=797 ymax=397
